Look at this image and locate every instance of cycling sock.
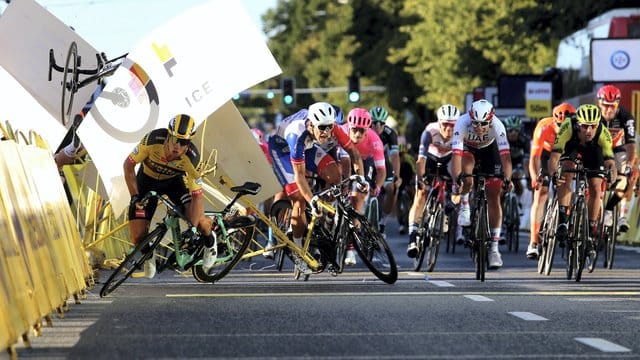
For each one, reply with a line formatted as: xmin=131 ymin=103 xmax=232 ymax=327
xmin=203 ymin=233 xmax=216 ymax=248
xmin=605 ymin=193 xmax=622 ymax=211
xmin=460 ymin=193 xmax=469 ymax=206
xmin=589 ymin=220 xmax=598 ymax=237
xmin=293 ymin=236 xmax=303 ymax=247
xmin=491 ymin=228 xmax=501 ymax=242
xmin=408 ymin=222 xmax=419 ymax=235
xmin=620 ymin=199 xmax=629 ymax=218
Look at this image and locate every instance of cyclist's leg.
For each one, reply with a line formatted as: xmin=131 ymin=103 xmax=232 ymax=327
xmin=478 ymin=144 xmax=505 ymax=268
xmin=583 ymin=149 xmax=606 ymax=239
xmin=407 ymin=173 xmax=427 ymax=257
xmin=457 ymin=151 xmax=475 ymax=226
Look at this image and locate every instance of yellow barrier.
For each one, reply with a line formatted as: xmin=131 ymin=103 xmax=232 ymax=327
xmin=0 ymin=139 xmax=90 ymax=354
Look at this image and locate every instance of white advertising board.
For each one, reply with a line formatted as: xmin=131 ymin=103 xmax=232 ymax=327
xmin=591 ymin=38 xmax=640 ymax=82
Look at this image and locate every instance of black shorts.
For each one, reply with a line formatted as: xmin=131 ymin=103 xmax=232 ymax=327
xmin=465 ymin=142 xmax=503 ymax=177
xmin=128 ymin=171 xmax=191 ymax=221
xmin=561 ymin=142 xmax=605 ymax=179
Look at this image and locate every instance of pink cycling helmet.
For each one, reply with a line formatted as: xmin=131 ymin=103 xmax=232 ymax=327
xmin=347 ymin=108 xmax=372 ymax=129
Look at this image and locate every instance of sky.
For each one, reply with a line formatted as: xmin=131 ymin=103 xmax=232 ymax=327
xmin=26 ymin=0 xmax=277 ymax=57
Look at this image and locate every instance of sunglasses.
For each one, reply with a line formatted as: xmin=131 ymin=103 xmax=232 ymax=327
xmin=441 ymin=123 xmax=455 ymax=128
xmin=554 ymin=110 xmax=572 ymax=119
xmin=471 ymin=121 xmax=490 ymax=127
xmin=579 ymin=124 xmax=597 ymax=130
xmin=350 ymin=127 xmax=367 ymax=134
xmin=316 ymin=124 xmax=334 ymax=132
xmin=168 ymin=135 xmax=190 ymax=146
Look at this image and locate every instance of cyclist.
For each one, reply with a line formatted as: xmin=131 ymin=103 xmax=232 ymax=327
xmin=407 ymin=104 xmax=459 ymax=257
xmin=526 ymin=102 xmax=575 ymax=259
xmin=124 ymin=114 xmax=215 ymax=278
xmin=313 ymin=104 xmax=357 ymax=182
xmin=451 ymin=99 xmax=512 ymax=269
xmin=268 ymin=102 xmax=363 ymax=273
xmin=503 ymin=115 xmax=530 ymax=179
xmin=341 ymin=108 xmax=386 ymax=264
xmin=549 ymin=104 xmax=617 ymax=246
xmin=597 ymin=85 xmax=637 ymax=233
xmin=370 ymin=106 xmax=402 ymax=237
xmin=397 ymin=139 xmax=416 ymax=234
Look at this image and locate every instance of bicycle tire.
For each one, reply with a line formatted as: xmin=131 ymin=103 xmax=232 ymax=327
xmin=508 ymin=194 xmax=520 ymax=253
xmin=192 ymin=217 xmax=255 ymax=283
xmin=574 ymin=199 xmax=589 ymax=282
xmin=100 ymin=224 xmax=167 ymax=297
xmin=270 ymin=199 xmax=293 ymax=271
xmin=367 ymin=196 xmax=380 ymax=233
xmin=335 ymin=217 xmax=350 ymax=274
xmin=474 ymin=198 xmax=489 ymax=282
xmin=449 ymin=211 xmax=457 ymax=254
xmin=543 ymin=199 xmax=559 ymax=276
xmin=413 ymin=195 xmax=434 ymax=271
xmin=604 ymin=205 xmax=618 ymax=269
xmin=426 ymin=205 xmax=444 ymax=272
xmin=347 ymin=210 xmax=398 ymax=284
xmin=61 ymin=41 xmax=78 ymax=127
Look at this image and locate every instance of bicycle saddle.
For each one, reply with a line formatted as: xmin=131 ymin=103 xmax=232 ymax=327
xmin=230 ymin=182 xmax=261 ymax=195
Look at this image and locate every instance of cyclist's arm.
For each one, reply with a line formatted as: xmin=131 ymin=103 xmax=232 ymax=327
xmin=124 ymin=157 xmax=139 ymax=197
xmin=494 ymin=120 xmax=512 ymax=181
xmin=388 ymin=129 xmax=401 ymax=180
xmin=293 ymin=161 xmax=314 ymax=203
xmin=450 ymin=123 xmax=465 ymax=182
xmin=334 ymin=125 xmax=364 ymax=176
xmin=599 ymin=126 xmax=617 ymax=182
xmin=550 ymin=120 xmax=571 ymax=175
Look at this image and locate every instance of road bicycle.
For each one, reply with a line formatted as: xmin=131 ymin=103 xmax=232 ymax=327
xmin=558 ymin=156 xmax=606 ymax=282
xmin=600 ymin=183 xmax=620 ymax=270
xmin=49 ymin=41 xmax=128 ymax=127
xmin=502 ymin=188 xmax=520 ymax=253
xmin=537 ymin=182 xmax=559 ymax=276
xmin=413 ymin=165 xmax=452 ymax=272
xmin=270 ymin=175 xmax=397 ymax=284
xmin=99 ymin=181 xmax=260 ymax=297
xmin=458 ymin=173 xmax=494 ymax=282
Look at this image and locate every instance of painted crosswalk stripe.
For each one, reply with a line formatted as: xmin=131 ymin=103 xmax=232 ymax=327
xmin=508 ymin=311 xmax=548 ymax=321
xmin=575 ymin=338 xmax=631 ymax=352
xmin=464 ymin=294 xmax=493 ymax=302
xmin=429 ymin=280 xmax=454 ymax=287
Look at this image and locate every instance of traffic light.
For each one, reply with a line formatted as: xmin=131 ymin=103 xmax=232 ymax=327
xmin=281 ymin=77 xmax=296 ymax=106
xmin=348 ymin=75 xmax=360 ymax=103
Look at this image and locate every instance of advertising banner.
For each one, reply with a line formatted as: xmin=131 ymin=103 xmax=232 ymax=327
xmin=591 ymin=38 xmax=640 ymax=82
xmin=525 ymin=81 xmax=552 ymax=118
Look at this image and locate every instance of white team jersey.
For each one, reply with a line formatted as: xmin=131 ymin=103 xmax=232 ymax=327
xmin=451 ymin=113 xmax=510 ymax=153
xmin=418 ymin=122 xmax=453 ymax=159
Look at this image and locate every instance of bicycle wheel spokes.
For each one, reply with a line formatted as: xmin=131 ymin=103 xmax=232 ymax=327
xmin=100 ymin=225 xmax=166 ymax=297
xmin=61 ymin=41 xmax=78 ymax=127
xmin=413 ymin=199 xmax=432 ymax=271
xmin=192 ymin=223 xmax=255 ymax=283
xmin=349 ymin=211 xmax=398 ymax=284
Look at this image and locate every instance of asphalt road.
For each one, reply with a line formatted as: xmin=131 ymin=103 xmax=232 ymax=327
xmin=10 ymin=223 xmax=640 ymax=360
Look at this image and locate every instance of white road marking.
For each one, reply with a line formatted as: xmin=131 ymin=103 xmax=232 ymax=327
xmin=508 ymin=311 xmax=548 ymax=321
xmin=464 ymin=294 xmax=493 ymax=302
xmin=575 ymin=338 xmax=631 ymax=352
xmin=428 ymin=280 xmax=455 ymax=287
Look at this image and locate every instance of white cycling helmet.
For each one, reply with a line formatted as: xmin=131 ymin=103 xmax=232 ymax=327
xmin=437 ymin=104 xmax=460 ymax=124
xmin=469 ymin=99 xmax=495 ymax=123
xmin=307 ymin=102 xmax=336 ymax=127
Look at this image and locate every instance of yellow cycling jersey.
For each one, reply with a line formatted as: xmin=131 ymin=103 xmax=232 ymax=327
xmin=128 ymin=128 xmax=203 ymax=193
xmin=552 ymin=117 xmax=614 ymax=160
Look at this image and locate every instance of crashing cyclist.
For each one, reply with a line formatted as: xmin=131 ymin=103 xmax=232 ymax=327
xmin=526 ymin=102 xmax=575 ymax=259
xmin=596 ymin=85 xmax=637 ymax=233
xmin=406 ymin=104 xmax=460 ymax=258
xmin=451 ymin=99 xmax=513 ymax=270
xmin=339 ymin=107 xmax=385 ymax=265
xmin=268 ymin=102 xmax=364 ymax=274
xmin=549 ymin=104 xmax=617 ymax=247
xmin=370 ymin=106 xmax=402 ymax=237
xmin=124 ymin=114 xmax=216 ymax=278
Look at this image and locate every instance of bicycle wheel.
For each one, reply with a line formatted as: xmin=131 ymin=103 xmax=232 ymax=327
xmin=508 ymin=194 xmax=520 ymax=253
xmin=61 ymin=41 xmax=78 ymax=127
xmin=425 ymin=205 xmax=444 ymax=272
xmin=347 ymin=210 xmax=398 ymax=284
xmin=603 ymin=205 xmax=618 ymax=269
xmin=474 ymin=200 xmax=488 ymax=282
xmin=413 ymin=195 xmax=434 ymax=271
xmin=100 ymin=224 xmax=167 ymax=297
xmin=574 ymin=199 xmax=589 ymax=282
xmin=192 ymin=217 xmax=255 ymax=283
xmin=270 ymin=199 xmax=293 ymax=271
xmin=367 ymin=196 xmax=380 ymax=232
xmin=542 ymin=200 xmax=559 ymax=276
